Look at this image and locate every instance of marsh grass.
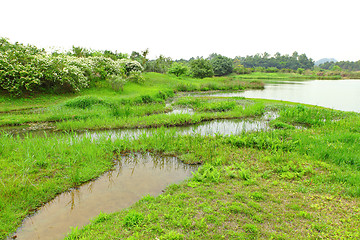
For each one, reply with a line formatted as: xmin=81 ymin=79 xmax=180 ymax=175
xmin=2 ymin=77 xmax=360 ymax=240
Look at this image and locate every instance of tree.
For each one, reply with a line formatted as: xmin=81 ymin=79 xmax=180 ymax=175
xmin=189 ymin=57 xmax=214 ymax=78
xmin=209 ymin=54 xmax=233 ymax=76
xmin=145 ymin=55 xmax=173 ymax=73
xmin=168 ymin=62 xmax=189 ymax=77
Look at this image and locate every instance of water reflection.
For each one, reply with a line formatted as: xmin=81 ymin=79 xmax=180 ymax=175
xmin=83 ymin=117 xmax=271 ymax=141
xmin=14 ymin=153 xmax=197 ymax=240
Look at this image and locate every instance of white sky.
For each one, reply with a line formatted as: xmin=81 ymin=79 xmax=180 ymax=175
xmin=1 ymin=0 xmax=359 ymax=61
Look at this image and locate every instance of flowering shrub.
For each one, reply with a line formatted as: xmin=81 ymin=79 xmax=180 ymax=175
xmin=0 ymin=37 xmax=144 ymax=96
xmin=118 ymin=59 xmax=144 ymax=75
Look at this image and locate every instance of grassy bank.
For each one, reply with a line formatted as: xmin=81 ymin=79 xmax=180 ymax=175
xmin=1 ymin=100 xmax=360 ymax=239
xmin=0 ymin=72 xmax=264 ymax=113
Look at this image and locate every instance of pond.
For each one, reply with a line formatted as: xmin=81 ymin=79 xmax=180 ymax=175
xmin=192 ymin=79 xmax=360 ymax=112
xmin=13 ymin=153 xmax=198 ymax=240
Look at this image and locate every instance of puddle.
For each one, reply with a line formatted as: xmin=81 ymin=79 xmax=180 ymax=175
xmin=2 ymin=113 xmax=276 ymax=140
xmin=166 ymin=107 xmax=194 ymax=115
xmin=83 ymin=117 xmax=271 ymax=141
xmin=13 ymin=153 xmax=197 ymax=240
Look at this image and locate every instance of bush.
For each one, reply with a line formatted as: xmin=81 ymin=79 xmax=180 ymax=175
xmin=107 ymin=75 xmax=126 ymax=91
xmin=189 ymin=57 xmax=214 ymax=79
xmin=0 ymin=37 xmax=139 ymax=96
xmin=168 ymin=62 xmax=189 ymax=77
xmin=265 ymin=67 xmax=279 ymax=73
xmin=127 ymin=71 xmax=145 ymax=84
xmin=234 ymin=65 xmax=251 ymax=74
xmin=297 ymin=68 xmax=305 ymax=74
xmin=209 ymin=54 xmax=233 ymax=76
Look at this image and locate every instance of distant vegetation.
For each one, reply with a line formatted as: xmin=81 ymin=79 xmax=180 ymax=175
xmin=319 ymin=60 xmax=360 ymax=72
xmin=1 ymin=36 xmax=360 ymax=97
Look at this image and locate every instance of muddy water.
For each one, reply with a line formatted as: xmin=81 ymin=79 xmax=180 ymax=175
xmin=2 ymin=115 xmax=273 ymax=139
xmin=83 ymin=118 xmax=271 ymax=141
xmin=14 ymin=153 xmax=197 ymax=240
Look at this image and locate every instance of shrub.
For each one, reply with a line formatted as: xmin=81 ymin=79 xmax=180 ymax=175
xmin=127 ymin=71 xmax=145 ymax=84
xmin=118 ymin=59 xmax=143 ymax=75
xmin=0 ymin=38 xmax=135 ymax=96
xmin=107 ymin=75 xmax=126 ymax=91
xmin=168 ymin=62 xmax=189 ymax=77
xmin=297 ymin=68 xmax=305 ymax=74
xmin=265 ymin=67 xmax=279 ymax=73
xmin=209 ymin=54 xmax=233 ymax=76
xmin=189 ymin=57 xmax=214 ymax=79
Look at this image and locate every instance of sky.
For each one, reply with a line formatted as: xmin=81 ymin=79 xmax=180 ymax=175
xmin=1 ymin=0 xmax=359 ymax=61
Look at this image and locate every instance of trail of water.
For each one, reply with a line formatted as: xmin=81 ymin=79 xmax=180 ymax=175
xmin=13 ymin=153 xmax=198 ymax=240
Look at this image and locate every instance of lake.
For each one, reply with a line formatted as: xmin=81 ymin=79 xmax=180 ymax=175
xmin=194 ymin=79 xmax=360 ymax=112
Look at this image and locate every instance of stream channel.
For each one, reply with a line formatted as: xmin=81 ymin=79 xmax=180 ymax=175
xmin=10 ymin=113 xmax=276 ymax=240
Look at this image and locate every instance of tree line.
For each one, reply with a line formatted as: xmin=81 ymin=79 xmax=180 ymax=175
xmin=319 ymin=60 xmax=360 ymax=71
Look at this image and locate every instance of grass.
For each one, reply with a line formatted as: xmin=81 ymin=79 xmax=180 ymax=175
xmin=1 ymin=99 xmax=360 ymax=239
xmin=1 ymin=72 xmax=360 ymax=239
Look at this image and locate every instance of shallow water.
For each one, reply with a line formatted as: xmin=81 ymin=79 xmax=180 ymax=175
xmin=190 ymin=79 xmax=360 ymax=112
xmin=2 ymin=116 xmax=273 ymax=139
xmin=13 ymin=153 xmax=197 ymax=240
xmin=83 ymin=117 xmax=271 ymax=141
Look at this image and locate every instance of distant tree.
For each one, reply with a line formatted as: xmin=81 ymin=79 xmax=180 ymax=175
xmin=189 ymin=57 xmax=214 ymax=78
xmin=168 ymin=62 xmax=189 ymax=77
xmin=297 ymin=68 xmax=305 ymax=74
xmin=145 ymin=55 xmax=173 ymax=73
xmin=209 ymin=54 xmax=233 ymax=76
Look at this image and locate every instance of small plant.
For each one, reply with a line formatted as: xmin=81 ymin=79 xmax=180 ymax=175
xmin=122 ymin=210 xmax=144 ymax=228
xmin=107 ymin=74 xmax=126 ymax=91
xmin=127 ymin=71 xmax=145 ymax=84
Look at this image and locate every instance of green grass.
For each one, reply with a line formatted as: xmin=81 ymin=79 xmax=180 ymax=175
xmin=1 ymin=72 xmax=360 ymax=239
xmin=1 ymin=100 xmax=360 ymax=239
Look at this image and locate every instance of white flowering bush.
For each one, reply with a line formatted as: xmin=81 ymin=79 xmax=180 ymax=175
xmin=118 ymin=59 xmax=144 ymax=75
xmin=0 ymin=37 xmax=145 ymax=96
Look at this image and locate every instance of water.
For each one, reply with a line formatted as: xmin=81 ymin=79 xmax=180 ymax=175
xmin=83 ymin=118 xmax=271 ymax=141
xmin=2 ymin=116 xmax=272 ymax=139
xmin=13 ymin=153 xmax=198 ymax=240
xmin=192 ymin=79 xmax=360 ymax=112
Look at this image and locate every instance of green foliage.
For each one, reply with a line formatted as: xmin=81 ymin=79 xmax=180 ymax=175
xmin=235 ymin=51 xmax=314 ymax=70
xmin=297 ymin=68 xmax=305 ymax=74
xmin=193 ymin=164 xmax=222 ymax=183
xmin=145 ymin=55 xmax=173 ymax=73
xmin=0 ymin=37 xmax=144 ymax=96
xmin=189 ymin=58 xmax=214 ymax=79
xmin=107 ymin=75 xmax=126 ymax=91
xmin=127 ymin=71 xmax=145 ymax=84
xmin=209 ymin=53 xmax=233 ymax=76
xmin=64 ymin=96 xmax=107 ymax=109
xmin=122 ymin=211 xmax=144 ymax=228
xmin=168 ymin=62 xmax=189 ymax=77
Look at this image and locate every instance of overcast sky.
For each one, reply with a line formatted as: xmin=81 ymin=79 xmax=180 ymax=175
xmin=1 ymin=0 xmax=359 ymax=61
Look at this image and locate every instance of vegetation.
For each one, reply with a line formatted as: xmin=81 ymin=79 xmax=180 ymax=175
xmin=1 ymin=101 xmax=360 ymax=239
xmin=0 ymin=37 xmax=143 ymax=96
xmin=1 ymin=37 xmax=360 ymax=240
xmin=319 ymin=60 xmax=360 ymax=72
xmin=235 ymin=51 xmax=314 ymax=70
xmin=209 ymin=53 xmax=234 ymax=76
xmin=189 ymin=58 xmax=214 ymax=79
